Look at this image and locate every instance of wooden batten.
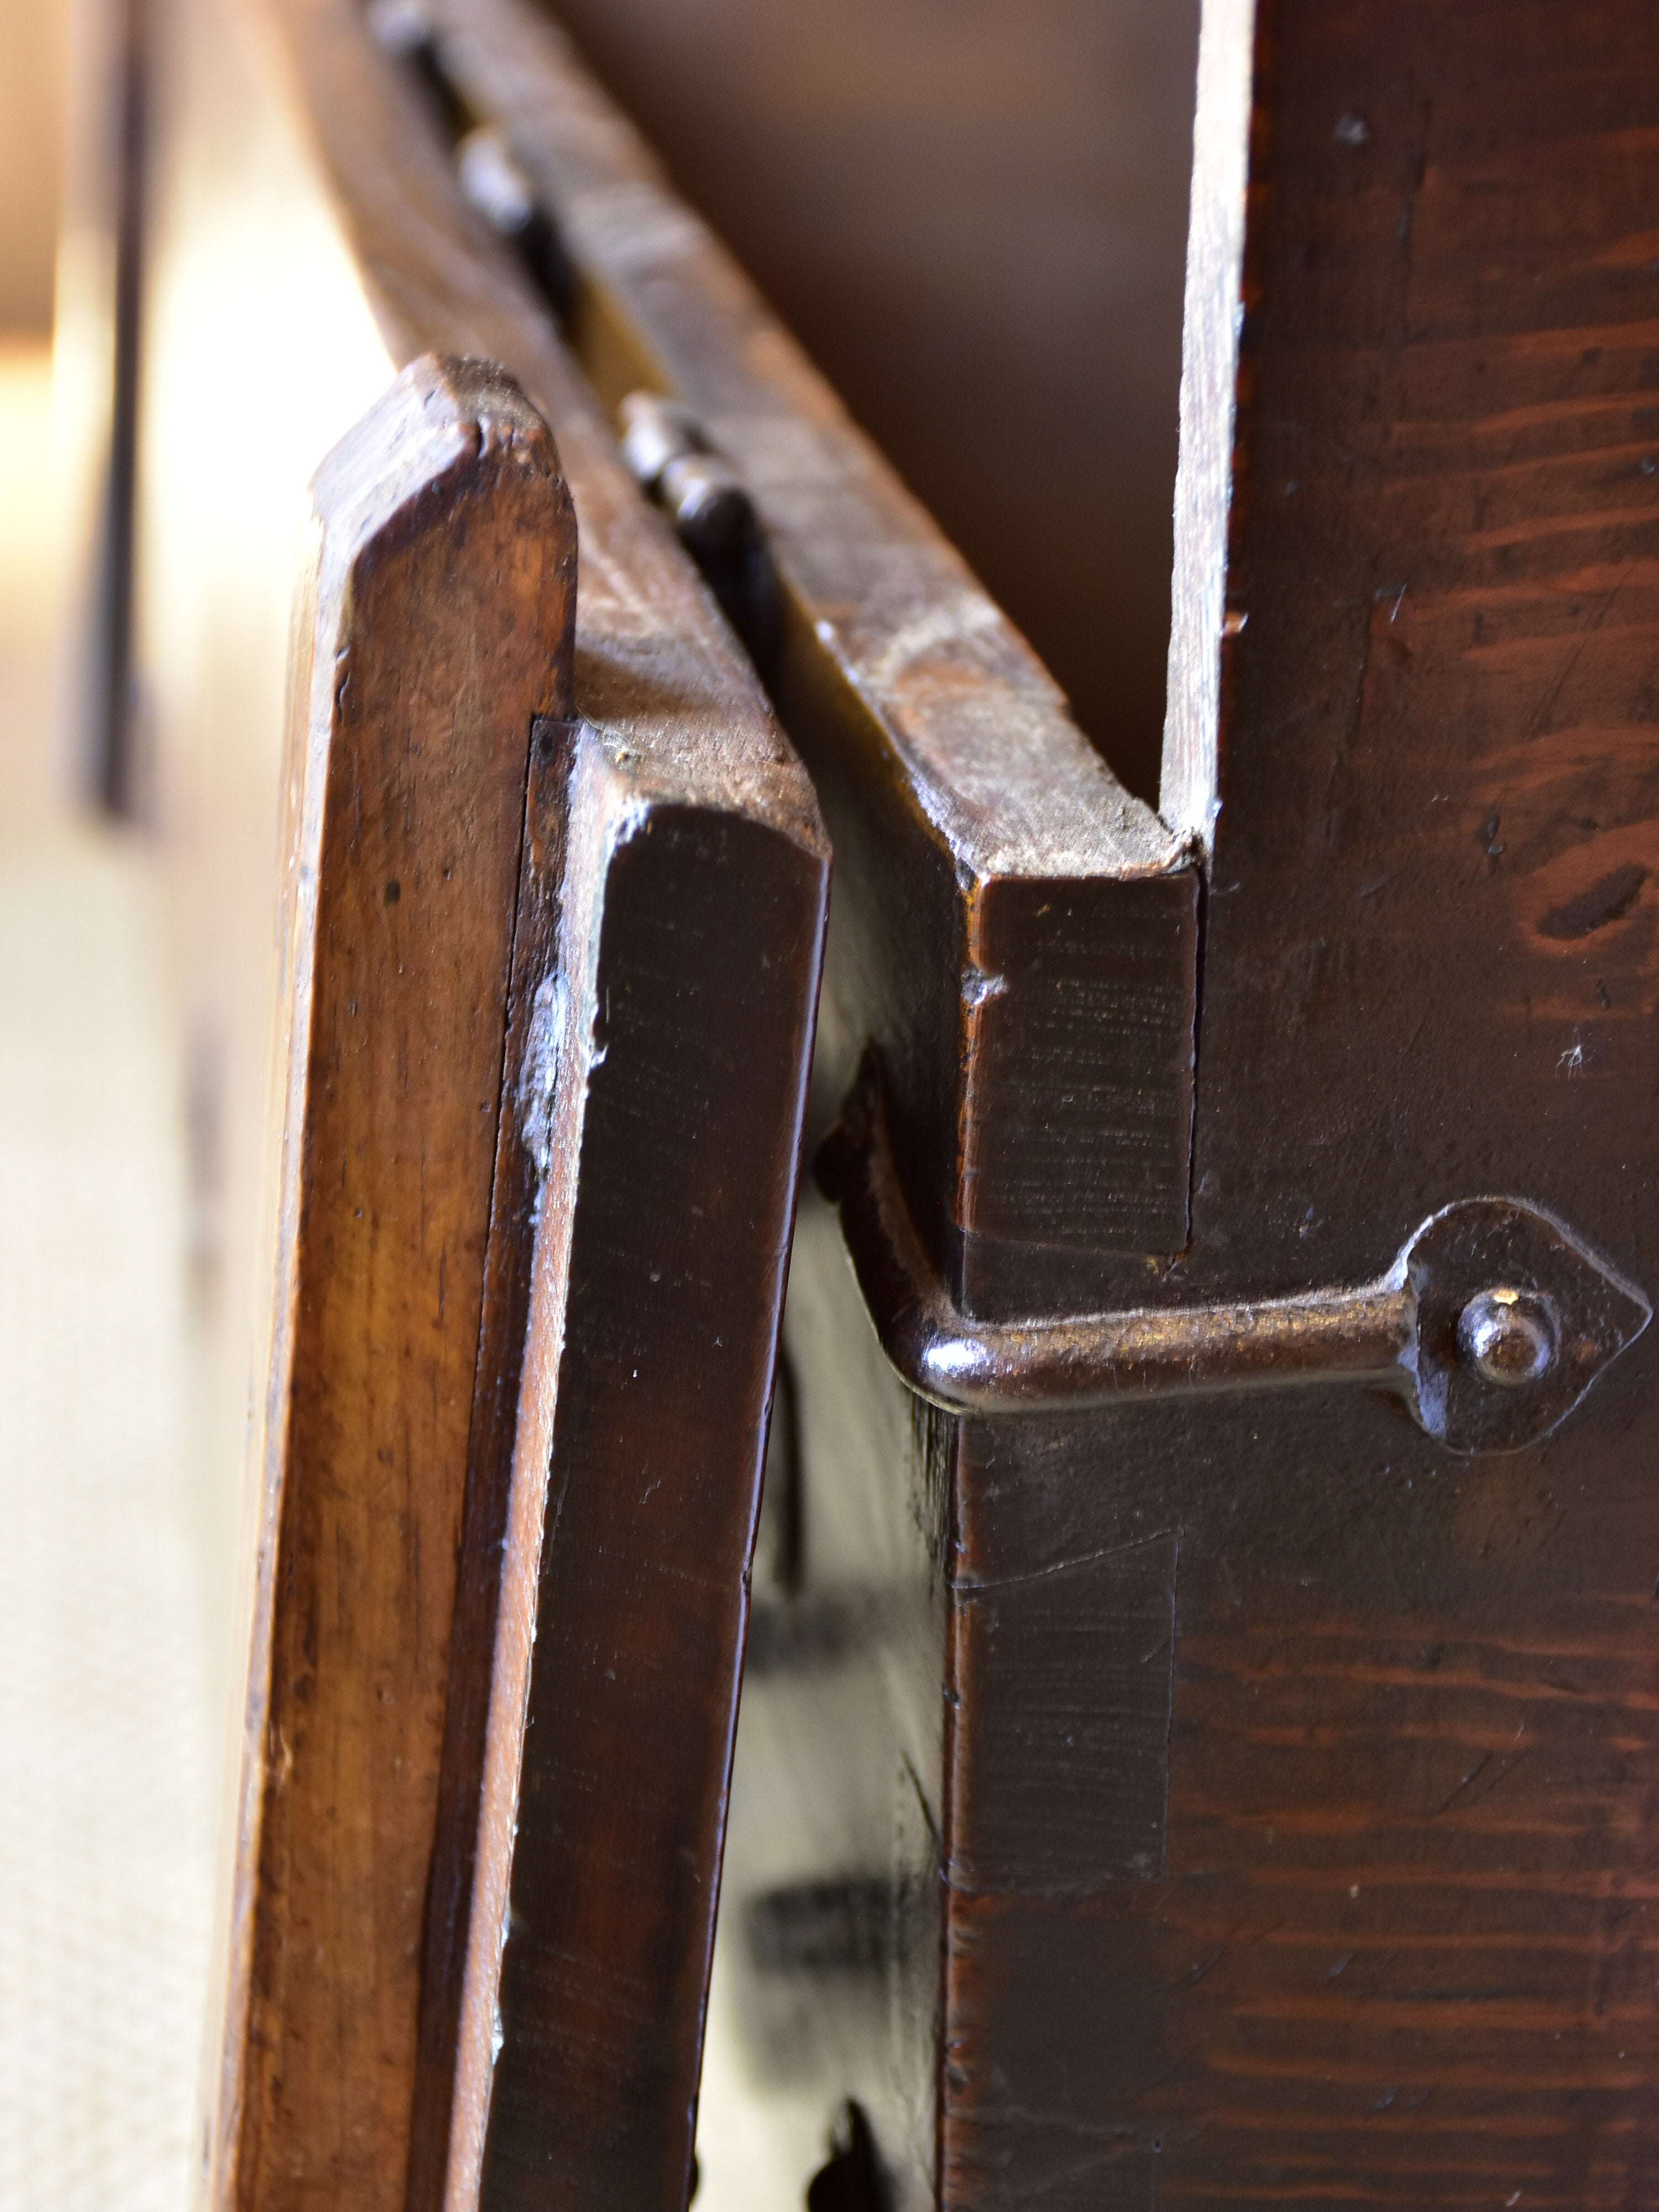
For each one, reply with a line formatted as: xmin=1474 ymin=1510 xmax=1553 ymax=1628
xmin=158 ymin=1 xmax=829 ymax=2205
xmin=422 ymin=724 xmax=826 ymax=2212
xmin=210 ymin=353 xmax=575 ymax=2211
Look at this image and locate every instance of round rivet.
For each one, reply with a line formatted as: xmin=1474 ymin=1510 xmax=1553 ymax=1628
xmin=1457 ymin=1287 xmax=1555 ymax=1387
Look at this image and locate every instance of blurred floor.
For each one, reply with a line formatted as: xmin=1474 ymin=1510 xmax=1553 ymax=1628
xmin=0 ymin=339 xmax=218 ymax=2211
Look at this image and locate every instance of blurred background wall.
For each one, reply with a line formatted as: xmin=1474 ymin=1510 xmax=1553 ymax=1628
xmin=1 ymin=0 xmax=69 ymax=832
xmin=1 ymin=10 xmax=218 ymax=2212
xmin=0 ymin=0 xmax=66 ymax=332
xmin=547 ymin=0 xmax=1201 ymax=805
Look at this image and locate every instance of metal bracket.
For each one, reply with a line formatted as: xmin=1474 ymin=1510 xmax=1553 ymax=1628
xmin=815 ymin=1060 xmax=1650 ymax=1453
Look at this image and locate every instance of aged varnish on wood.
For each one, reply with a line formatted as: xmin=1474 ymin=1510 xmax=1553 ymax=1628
xmin=164 ymin=0 xmax=1659 ymax=2201
xmin=935 ymin=3 xmax=1659 ymax=2208
xmin=207 ymin=353 xmax=575 ymax=2211
xmin=380 ymin=2 xmax=1659 ymax=2206
xmin=397 ymin=0 xmax=1203 ymax=1322
xmin=358 ymin=3 xmax=1202 ymax=2201
xmin=149 ymin=1 xmax=828 ymax=2206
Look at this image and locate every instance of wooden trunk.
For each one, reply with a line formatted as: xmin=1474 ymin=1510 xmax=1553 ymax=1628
xmin=407 ymin=2 xmax=1659 ymax=2203
xmin=127 ymin=0 xmax=1659 ymax=2202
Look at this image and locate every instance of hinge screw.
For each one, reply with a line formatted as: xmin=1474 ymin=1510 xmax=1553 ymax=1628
xmin=1457 ymin=1287 xmax=1555 ymax=1388
xmin=618 ymin=391 xmax=755 ymax=557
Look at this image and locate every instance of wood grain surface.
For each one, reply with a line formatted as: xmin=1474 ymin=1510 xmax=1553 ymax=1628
xmin=472 ymin=0 xmax=1659 ymax=2203
xmin=258 ymin=13 xmax=829 ymax=2201
xmin=411 ymin=0 xmax=1203 ymax=1324
xmin=152 ymin=3 xmax=829 ymax=2205
xmin=431 ymin=732 xmax=826 ymax=2212
xmin=940 ymin=3 xmax=1659 ymax=2205
xmin=173 ymin=0 xmax=1659 ymax=2203
xmin=210 ymin=353 xmax=574 ymax=2212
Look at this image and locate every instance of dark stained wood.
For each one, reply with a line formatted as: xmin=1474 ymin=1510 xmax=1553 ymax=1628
xmin=165 ymin=0 xmax=1659 ymax=2199
xmin=144 ymin=1 xmax=828 ymax=2204
xmin=438 ymin=740 xmax=826 ymax=2212
xmin=252 ymin=12 xmax=830 ymax=2198
xmin=355 ymin=9 xmax=1196 ymax=2204
xmin=208 ymin=352 xmax=575 ymax=2212
xmin=395 ymin=1 xmax=1659 ymax=2205
xmin=938 ymin=2 xmax=1659 ymax=2206
xmin=406 ymin=0 xmax=1203 ymax=1326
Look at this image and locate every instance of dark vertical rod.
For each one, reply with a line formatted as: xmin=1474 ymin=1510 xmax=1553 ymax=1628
xmin=96 ymin=0 xmax=147 ymax=817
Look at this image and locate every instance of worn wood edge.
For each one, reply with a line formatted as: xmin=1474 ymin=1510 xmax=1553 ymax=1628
xmin=241 ymin=13 xmax=832 ymax=2162
xmin=431 ymin=726 xmax=828 ymax=2210
xmin=196 ymin=510 xmax=325 ymax=2212
xmin=422 ymin=0 xmax=1191 ymax=890
xmin=265 ymin=0 xmax=823 ymax=868
xmin=272 ymin=0 xmax=1198 ymax=1301
xmin=1161 ymin=0 xmax=1256 ymax=849
xmin=435 ymin=727 xmax=610 ymax=2212
xmin=178 ymin=6 xmax=824 ymax=2199
xmin=203 ymin=351 xmax=575 ymax=2211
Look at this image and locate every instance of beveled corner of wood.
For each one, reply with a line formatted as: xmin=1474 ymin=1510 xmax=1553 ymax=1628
xmin=309 ymin=351 xmax=578 ymax=724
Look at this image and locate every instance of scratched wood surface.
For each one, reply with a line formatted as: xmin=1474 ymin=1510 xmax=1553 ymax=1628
xmin=210 ymin=353 xmax=575 ymax=2211
xmin=144 ymin=1 xmax=828 ymax=2205
xmin=940 ymin=2 xmax=1659 ymax=2205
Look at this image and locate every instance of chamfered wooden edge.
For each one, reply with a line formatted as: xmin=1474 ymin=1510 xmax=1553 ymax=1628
xmin=204 ymin=350 xmax=576 ymax=2212
xmin=404 ymin=0 xmax=1206 ymax=1319
xmin=232 ymin=5 xmax=833 ymax=2201
xmin=421 ymin=0 xmax=1175 ymax=884
xmin=410 ymin=726 xmax=828 ymax=2212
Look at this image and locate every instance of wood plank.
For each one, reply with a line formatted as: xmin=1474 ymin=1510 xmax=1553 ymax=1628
xmin=343 ymin=9 xmax=1199 ymax=2202
xmin=377 ymin=3 xmax=1659 ymax=2205
xmin=210 ymin=352 xmax=575 ymax=2212
xmin=141 ymin=1 xmax=828 ymax=2203
xmin=940 ymin=1 xmax=1659 ymax=2204
xmin=510 ymin=0 xmax=1200 ymax=812
xmin=425 ymin=730 xmax=826 ymax=2212
xmin=399 ymin=0 xmax=1203 ymax=1323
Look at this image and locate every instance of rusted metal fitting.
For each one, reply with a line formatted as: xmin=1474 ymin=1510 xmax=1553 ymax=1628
xmin=364 ymin=0 xmax=431 ymax=59
xmin=456 ymin=125 xmax=536 ymax=237
xmin=618 ymin=390 xmax=756 ymax=558
xmin=451 ymin=126 xmax=576 ymax=315
xmin=815 ymin=1055 xmax=1648 ymax=1454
